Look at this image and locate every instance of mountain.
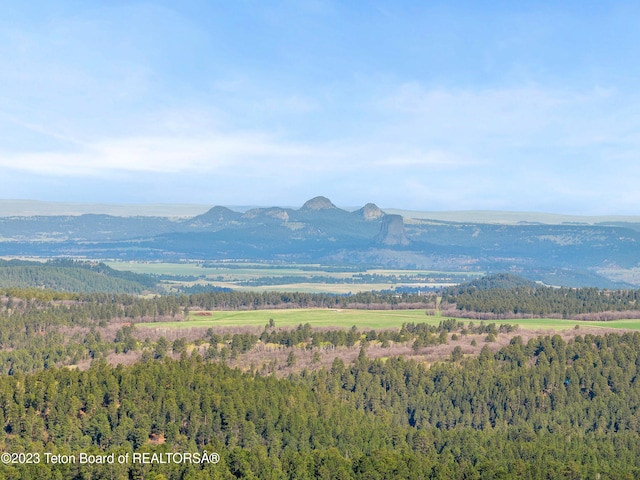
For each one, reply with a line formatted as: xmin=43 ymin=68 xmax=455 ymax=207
xmin=301 ymin=196 xmax=337 ymax=210
xmin=1 ymin=197 xmax=639 ymax=288
xmin=189 ymin=206 xmax=243 ymax=228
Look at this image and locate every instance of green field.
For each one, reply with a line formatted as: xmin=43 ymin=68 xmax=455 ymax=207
xmin=136 ymin=308 xmax=640 ymax=331
xmin=139 ymin=309 xmax=429 ymax=330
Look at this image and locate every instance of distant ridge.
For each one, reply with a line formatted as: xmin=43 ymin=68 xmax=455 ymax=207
xmin=191 ymin=206 xmax=242 ymax=224
xmin=3 ymin=200 xmax=639 ymax=225
xmin=1 ymin=197 xmax=640 ymax=288
xmin=0 ymin=200 xmax=212 ymax=217
xmin=385 ymin=209 xmax=640 ymax=225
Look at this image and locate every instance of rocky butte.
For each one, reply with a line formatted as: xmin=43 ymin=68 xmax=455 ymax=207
xmin=1 ymin=195 xmax=639 ymax=287
xmin=375 ymin=214 xmax=410 ymax=246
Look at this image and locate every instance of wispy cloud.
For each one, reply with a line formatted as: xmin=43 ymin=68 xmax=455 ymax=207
xmin=374 ymin=150 xmax=478 ymax=168
xmin=0 ymin=132 xmax=330 ymax=176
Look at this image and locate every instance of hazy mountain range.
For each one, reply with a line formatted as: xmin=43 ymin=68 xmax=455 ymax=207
xmin=1 ymin=196 xmax=639 ymax=288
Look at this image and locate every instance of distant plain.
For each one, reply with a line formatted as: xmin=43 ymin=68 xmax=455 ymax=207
xmin=105 ymin=261 xmax=476 ymax=293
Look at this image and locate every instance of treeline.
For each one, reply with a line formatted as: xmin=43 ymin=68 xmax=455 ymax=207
xmin=184 ymin=290 xmax=432 ymax=310
xmin=443 ymin=274 xmax=640 ymax=318
xmin=235 ymin=273 xmax=450 ymax=287
xmin=179 ymin=276 xmax=640 ymax=318
xmin=448 ymin=273 xmax=540 ymax=291
xmin=255 ymin=320 xmax=515 ymax=352
xmin=5 ymin=265 xmax=640 ymax=319
xmin=2 ymin=333 xmax=640 ymax=477
xmin=200 ymin=262 xmax=366 ymax=272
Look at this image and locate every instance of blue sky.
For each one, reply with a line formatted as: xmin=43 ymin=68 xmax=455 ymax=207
xmin=1 ymin=1 xmax=639 ymax=214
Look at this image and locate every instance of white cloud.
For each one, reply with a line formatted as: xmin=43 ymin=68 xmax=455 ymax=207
xmin=374 ymin=149 xmax=477 ymax=168
xmin=0 ymin=131 xmax=333 ymax=177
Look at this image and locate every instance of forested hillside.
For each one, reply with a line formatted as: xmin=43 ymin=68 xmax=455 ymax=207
xmin=443 ymin=274 xmax=640 ymax=319
xmin=0 ymin=260 xmax=156 ymax=293
xmin=1 ymin=282 xmax=640 ymax=477
xmin=1 ymin=334 xmax=640 ymax=478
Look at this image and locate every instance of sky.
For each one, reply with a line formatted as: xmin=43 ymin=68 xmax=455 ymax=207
xmin=1 ymin=1 xmax=639 ymax=215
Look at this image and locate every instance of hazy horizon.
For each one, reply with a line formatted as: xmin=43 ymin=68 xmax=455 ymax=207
xmin=2 ymin=198 xmax=640 ymax=224
xmin=2 ymin=2 xmax=640 ymax=215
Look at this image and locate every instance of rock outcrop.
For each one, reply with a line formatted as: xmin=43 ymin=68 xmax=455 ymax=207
xmin=355 ymin=203 xmax=384 ymax=220
xmin=242 ymin=207 xmax=289 ymax=221
xmin=375 ymin=214 xmax=410 ymax=245
xmin=301 ymin=196 xmax=337 ymax=211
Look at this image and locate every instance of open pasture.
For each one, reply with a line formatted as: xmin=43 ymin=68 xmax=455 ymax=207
xmin=138 ymin=308 xmax=430 ymax=330
xmin=136 ymin=308 xmax=640 ymax=332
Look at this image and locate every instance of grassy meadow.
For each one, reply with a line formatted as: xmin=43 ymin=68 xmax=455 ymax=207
xmin=136 ymin=308 xmax=640 ymax=332
xmin=106 ymin=261 xmax=640 ymax=332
